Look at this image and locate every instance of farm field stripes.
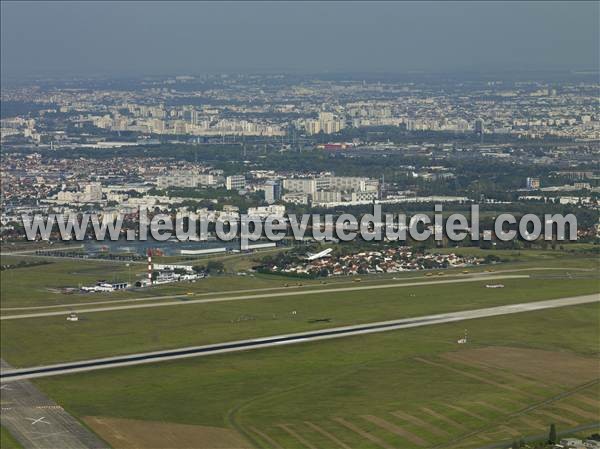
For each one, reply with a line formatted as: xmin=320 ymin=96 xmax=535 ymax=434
xmin=443 ymin=404 xmax=486 ymax=422
xmin=20 ymin=301 xmax=598 ymax=449
xmin=439 ymin=353 xmax=557 ymax=389
xmin=248 ymin=426 xmax=284 ymax=449
xmin=362 ymin=415 xmax=429 ymax=447
xmin=304 ymin=421 xmax=352 ymax=449
xmin=390 ymin=411 xmax=449 ymax=437
xmin=445 ymin=382 xmax=600 ymax=447
xmin=243 ymin=404 xmax=600 ymax=449
xmin=332 ymin=417 xmax=395 ymax=449
xmin=420 ymin=407 xmax=466 ymax=430
xmin=277 ymin=424 xmax=318 ymax=449
xmin=572 ymin=394 xmax=600 ymax=409
xmin=413 ymin=358 xmax=542 ymax=400
xmin=552 ymin=403 xmax=598 ymax=420
xmin=517 ymin=416 xmax=545 ymax=430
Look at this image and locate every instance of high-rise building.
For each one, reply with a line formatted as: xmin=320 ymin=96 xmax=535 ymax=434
xmin=225 ymin=175 xmax=246 ymax=191
xmin=83 ymin=182 xmax=103 ymax=202
xmin=264 ymin=180 xmax=281 ymax=204
xmin=526 ymin=177 xmax=540 ymax=190
xmin=157 ymin=171 xmax=199 ymax=189
xmin=474 ymin=118 xmax=485 ymax=135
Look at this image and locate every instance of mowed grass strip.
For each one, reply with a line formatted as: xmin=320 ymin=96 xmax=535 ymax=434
xmin=304 ymin=421 xmax=352 ymax=449
xmin=277 ymin=424 xmax=319 ymax=449
xmin=248 ymin=426 xmax=284 ymax=449
xmin=3 ymin=276 xmax=598 ymax=367
xmin=443 ymin=404 xmax=487 ymax=422
xmin=414 ymin=357 xmax=543 ymax=400
xmin=31 ymin=303 xmax=599 ymax=449
xmin=362 ymin=415 xmax=429 ymax=447
xmin=2 ymin=248 xmax=597 ymax=309
xmin=391 ymin=410 xmax=449 ymax=437
xmin=332 ymin=417 xmax=395 ymax=449
xmin=553 ymin=403 xmax=599 ymax=420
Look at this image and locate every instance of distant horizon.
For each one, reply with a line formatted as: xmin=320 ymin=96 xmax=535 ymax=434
xmin=2 ymin=1 xmax=598 ymax=79
xmin=2 ymin=68 xmax=599 ymax=85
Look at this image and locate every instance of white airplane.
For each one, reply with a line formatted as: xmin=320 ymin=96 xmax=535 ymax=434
xmin=27 ymin=417 xmax=50 ymax=425
xmin=305 ymin=248 xmax=333 ymax=261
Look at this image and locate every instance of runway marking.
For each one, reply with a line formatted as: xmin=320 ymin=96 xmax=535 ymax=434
xmin=29 ymin=431 xmax=69 ymax=440
xmin=362 ymin=415 xmax=429 ymax=446
xmin=332 ymin=417 xmax=395 ymax=449
xmin=27 ymin=416 xmax=50 ymax=425
xmin=304 ymin=421 xmax=352 ymax=449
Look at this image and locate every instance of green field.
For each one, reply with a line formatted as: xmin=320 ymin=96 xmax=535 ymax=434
xmin=2 ymin=246 xmax=597 ymax=309
xmin=0 ymin=426 xmax=23 ymax=449
xmin=3 ymin=275 xmax=599 ymax=367
xmin=2 ymin=246 xmax=599 ymax=448
xmin=0 ymin=254 xmax=293 ymax=308
xmin=34 ymin=303 xmax=600 ymax=449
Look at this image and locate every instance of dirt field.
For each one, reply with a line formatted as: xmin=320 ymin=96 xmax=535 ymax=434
xmin=83 ymin=416 xmax=252 ymax=449
xmin=441 ymin=346 xmax=600 ymax=386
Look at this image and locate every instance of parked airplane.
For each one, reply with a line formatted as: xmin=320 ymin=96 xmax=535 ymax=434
xmin=305 ymin=248 xmax=333 ymax=261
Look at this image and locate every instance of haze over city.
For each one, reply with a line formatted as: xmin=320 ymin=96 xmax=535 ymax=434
xmin=1 ymin=1 xmax=599 ymax=78
xmin=1 ymin=2 xmax=599 ymax=449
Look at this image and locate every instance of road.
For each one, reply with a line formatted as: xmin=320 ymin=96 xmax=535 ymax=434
xmin=0 ymin=274 xmax=531 ymax=320
xmin=1 ymin=294 xmax=597 ymax=382
xmin=0 ymin=360 xmax=108 ymax=449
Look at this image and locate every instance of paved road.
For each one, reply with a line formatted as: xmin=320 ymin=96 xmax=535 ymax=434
xmin=0 ymin=360 xmax=108 ymax=449
xmin=1 ymin=274 xmax=530 ymax=320
xmin=2 ymin=294 xmax=597 ymax=382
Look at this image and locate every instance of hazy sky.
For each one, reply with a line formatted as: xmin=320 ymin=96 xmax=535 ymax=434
xmin=1 ymin=1 xmax=598 ymax=78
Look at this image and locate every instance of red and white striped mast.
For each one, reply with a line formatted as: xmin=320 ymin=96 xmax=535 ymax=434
xmin=147 ymin=248 xmax=153 ymax=285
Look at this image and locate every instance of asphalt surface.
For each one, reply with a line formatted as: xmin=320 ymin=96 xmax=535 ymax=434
xmin=0 ymin=274 xmax=530 ymax=320
xmin=0 ymin=360 xmax=108 ymax=449
xmin=2 ymin=293 xmax=597 ymax=382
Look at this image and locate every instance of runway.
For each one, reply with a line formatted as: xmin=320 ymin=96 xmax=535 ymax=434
xmin=3 ymin=267 xmax=594 ymax=314
xmin=1 ymin=274 xmax=530 ymax=320
xmin=2 ymin=293 xmax=597 ymax=382
xmin=0 ymin=360 xmax=108 ymax=449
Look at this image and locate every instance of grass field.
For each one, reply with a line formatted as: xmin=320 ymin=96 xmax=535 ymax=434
xmin=0 ymin=426 xmax=23 ymax=449
xmin=2 ymin=275 xmax=599 ymax=367
xmin=2 ymin=246 xmax=599 ymax=448
xmin=2 ymin=246 xmax=597 ymax=309
xmin=33 ymin=302 xmax=600 ymax=449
